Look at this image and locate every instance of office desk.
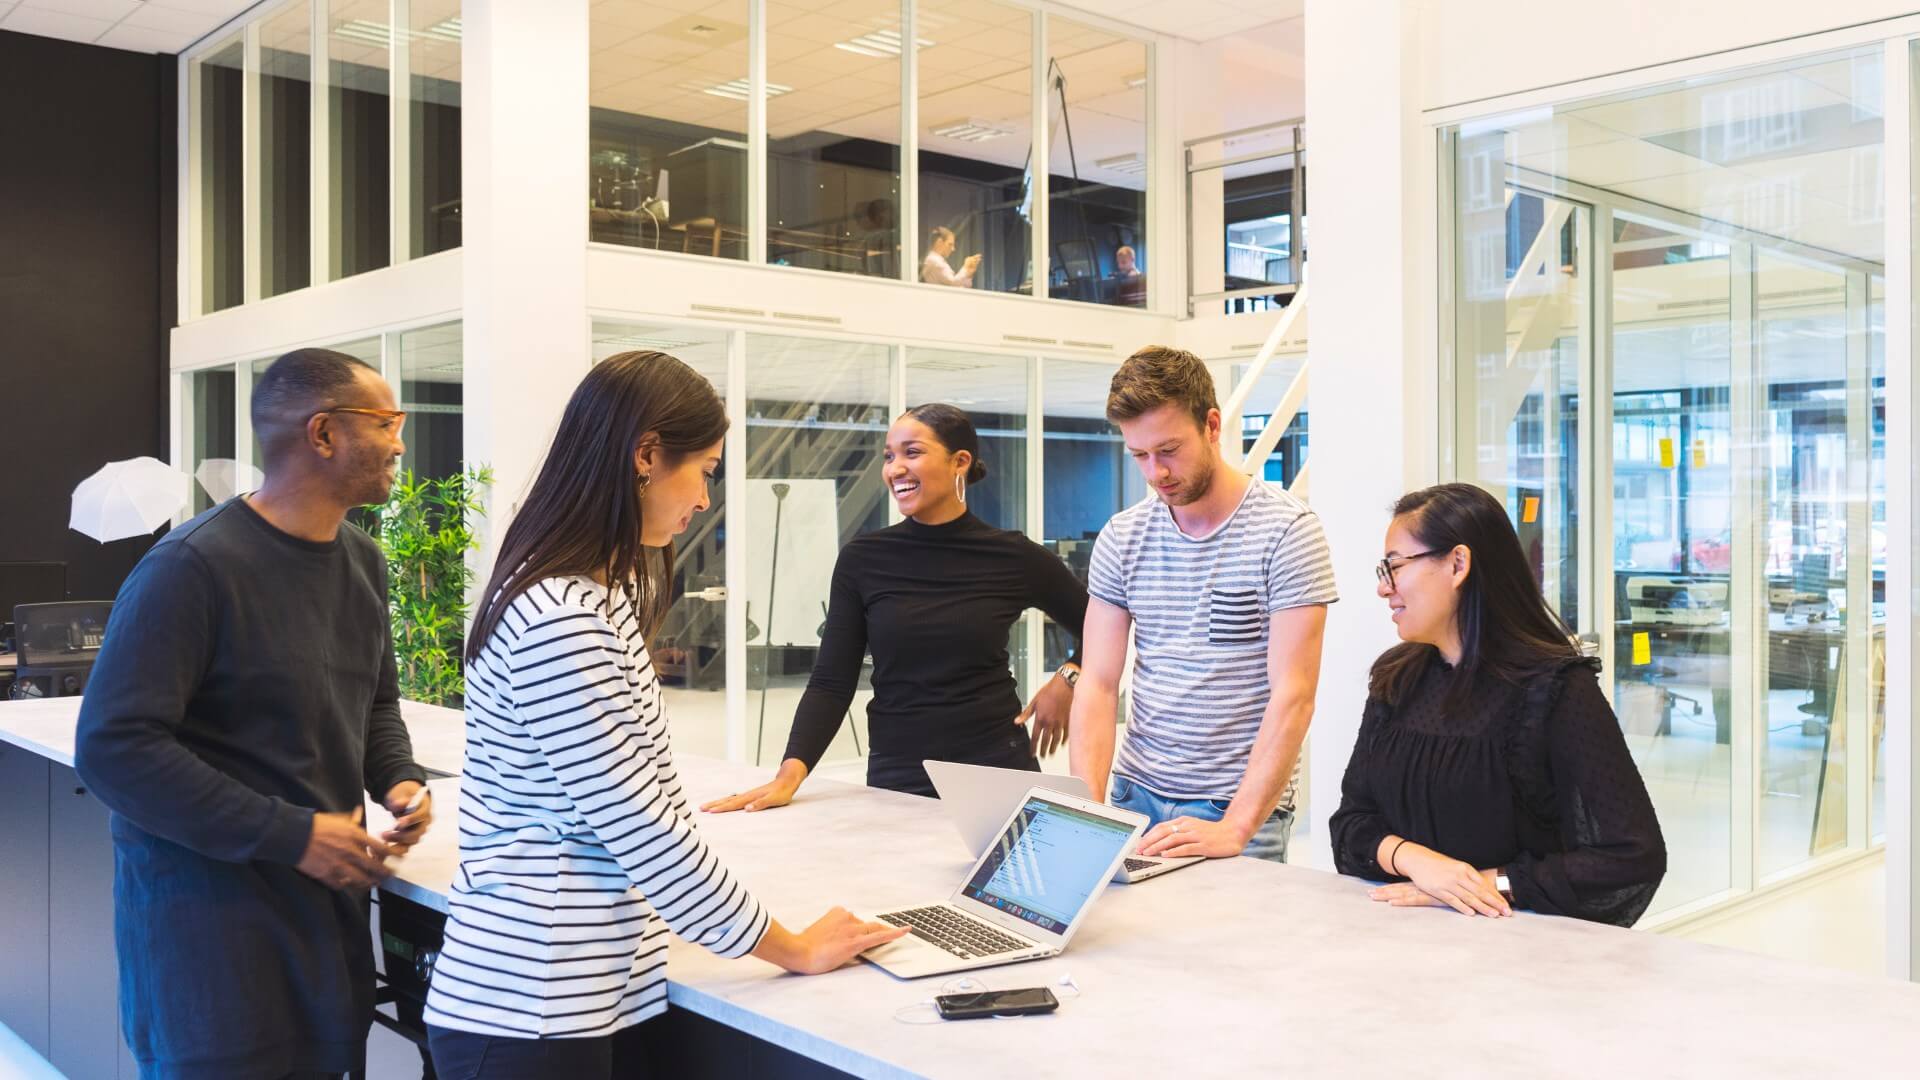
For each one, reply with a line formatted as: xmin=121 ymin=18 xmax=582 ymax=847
xmin=1614 ymin=615 xmax=1882 ymax=744
xmin=8 ymin=699 xmax=1920 ymax=1078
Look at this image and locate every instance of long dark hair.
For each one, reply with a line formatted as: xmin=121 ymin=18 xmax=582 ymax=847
xmin=1371 ymin=483 xmax=1580 ymax=705
xmin=465 ymin=351 xmax=728 ymax=664
xmin=902 ymin=402 xmax=988 ymax=484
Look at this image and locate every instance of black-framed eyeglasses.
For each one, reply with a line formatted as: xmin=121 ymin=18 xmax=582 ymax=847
xmin=1376 ymin=550 xmax=1442 ymax=590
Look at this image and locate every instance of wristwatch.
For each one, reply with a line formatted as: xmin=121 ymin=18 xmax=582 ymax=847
xmin=1494 ymin=870 xmax=1516 ymax=905
xmin=1057 ymin=663 xmax=1080 ymax=688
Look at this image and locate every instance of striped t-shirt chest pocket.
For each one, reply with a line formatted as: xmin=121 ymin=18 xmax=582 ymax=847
xmin=1207 ymin=587 xmax=1264 ymax=645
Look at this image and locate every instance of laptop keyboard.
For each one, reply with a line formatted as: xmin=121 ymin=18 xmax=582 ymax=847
xmin=877 ymin=906 xmax=1029 ymax=960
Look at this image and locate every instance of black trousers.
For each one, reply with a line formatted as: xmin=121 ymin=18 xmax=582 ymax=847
xmin=426 ymin=1024 xmax=650 ymax=1080
xmin=866 ymin=728 xmax=1038 ymax=798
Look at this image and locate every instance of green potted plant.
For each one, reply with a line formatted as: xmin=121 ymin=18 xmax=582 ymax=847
xmin=364 ymin=465 xmax=492 ymax=706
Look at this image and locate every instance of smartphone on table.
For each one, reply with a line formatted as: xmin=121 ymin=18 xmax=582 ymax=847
xmin=934 ymin=987 xmax=1059 ymax=1021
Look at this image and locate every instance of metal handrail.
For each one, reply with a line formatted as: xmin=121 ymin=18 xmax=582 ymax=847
xmin=1191 ymin=283 xmax=1300 ymax=304
xmin=1187 ymin=121 xmax=1305 ymax=317
xmin=1221 ymin=268 xmax=1310 ymax=486
xmin=1182 ymin=116 xmax=1306 ymax=150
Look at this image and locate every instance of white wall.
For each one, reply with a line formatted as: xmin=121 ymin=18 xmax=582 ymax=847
xmin=462 ymin=0 xmax=592 ymax=572
xmin=1414 ymin=0 xmax=1918 ymax=111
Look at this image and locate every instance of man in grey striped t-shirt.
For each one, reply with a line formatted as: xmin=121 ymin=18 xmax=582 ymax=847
xmin=1068 ymin=346 xmax=1336 ymax=863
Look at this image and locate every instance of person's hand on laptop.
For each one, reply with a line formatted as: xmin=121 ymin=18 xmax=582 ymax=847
xmin=1017 ymin=667 xmax=1075 ymax=758
xmin=1137 ymin=815 xmax=1250 ymax=860
xmin=750 ymin=907 xmax=909 ymax=975
xmin=702 ymin=758 xmax=808 ymax=814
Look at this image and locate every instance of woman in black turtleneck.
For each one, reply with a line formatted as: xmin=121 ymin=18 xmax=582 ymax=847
xmin=702 ymin=404 xmax=1089 ymax=806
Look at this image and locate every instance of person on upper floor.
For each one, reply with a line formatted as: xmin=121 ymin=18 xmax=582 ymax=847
xmin=1329 ymin=482 xmax=1667 ymax=926
xmin=921 ymin=226 xmax=981 ymax=288
xmin=704 ymin=403 xmax=1089 ymax=807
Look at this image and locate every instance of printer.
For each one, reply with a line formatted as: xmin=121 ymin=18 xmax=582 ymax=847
xmin=1624 ymin=576 xmax=1728 ymax=627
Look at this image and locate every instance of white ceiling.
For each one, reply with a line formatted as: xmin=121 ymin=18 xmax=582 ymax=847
xmin=1052 ymin=0 xmax=1299 ymax=44
xmin=4 ymin=0 xmax=1295 ymax=57
xmin=0 ymin=0 xmax=251 ymax=53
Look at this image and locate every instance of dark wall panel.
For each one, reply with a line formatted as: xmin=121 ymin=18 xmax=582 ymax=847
xmin=0 ymin=31 xmax=173 ymax=603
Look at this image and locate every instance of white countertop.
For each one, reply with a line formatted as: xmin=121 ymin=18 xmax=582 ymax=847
xmin=0 ymin=695 xmax=466 ymax=772
xmin=7 ymin=698 xmax=1920 ymax=1078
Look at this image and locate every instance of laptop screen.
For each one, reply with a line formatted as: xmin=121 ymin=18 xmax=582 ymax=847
xmin=959 ymin=795 xmax=1135 ymax=937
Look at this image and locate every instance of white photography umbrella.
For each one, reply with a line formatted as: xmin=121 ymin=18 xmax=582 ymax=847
xmin=195 ymin=457 xmax=263 ymax=505
xmin=70 ymin=457 xmax=190 ymax=542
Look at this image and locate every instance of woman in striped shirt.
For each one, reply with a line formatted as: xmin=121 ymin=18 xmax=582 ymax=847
xmin=423 ymin=351 xmax=905 ymax=1079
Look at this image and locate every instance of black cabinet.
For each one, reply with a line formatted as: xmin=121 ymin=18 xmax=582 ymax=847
xmin=47 ymin=764 xmax=133 ymax=1080
xmin=0 ymin=745 xmax=50 ymax=1057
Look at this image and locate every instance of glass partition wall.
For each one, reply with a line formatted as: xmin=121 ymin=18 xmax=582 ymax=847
xmin=186 ymin=2 xmax=1155 ymax=320
xmin=581 ymin=0 xmax=1154 ymax=303
xmin=184 ymin=0 xmax=462 ymax=316
xmin=1443 ymin=45 xmax=1887 ymax=921
xmin=568 ymin=322 xmax=1203 ymax=777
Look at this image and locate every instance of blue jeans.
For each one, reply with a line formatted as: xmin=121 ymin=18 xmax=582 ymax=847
xmin=1109 ymin=775 xmax=1293 ymax=863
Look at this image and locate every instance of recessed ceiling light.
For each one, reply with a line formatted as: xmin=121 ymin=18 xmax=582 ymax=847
xmin=1096 ymin=153 xmax=1147 ymax=175
xmin=833 ymin=29 xmax=933 ymax=57
xmin=930 ymin=118 xmax=1014 ymax=143
xmin=703 ymin=78 xmax=793 ymax=101
xmin=333 ymin=17 xmax=461 ymax=48
xmin=1123 ymin=72 xmax=1147 ymax=90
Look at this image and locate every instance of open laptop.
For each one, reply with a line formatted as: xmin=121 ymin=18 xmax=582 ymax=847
xmin=925 ymin=759 xmax=1203 ymax=885
xmin=859 ymin=788 xmax=1146 ymax=979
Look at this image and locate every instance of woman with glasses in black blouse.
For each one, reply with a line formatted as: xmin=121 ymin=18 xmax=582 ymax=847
xmin=1329 ymin=483 xmax=1666 ymax=926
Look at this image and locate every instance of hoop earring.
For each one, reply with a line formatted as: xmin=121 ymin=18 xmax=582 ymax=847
xmin=957 ymin=473 xmax=967 ymax=505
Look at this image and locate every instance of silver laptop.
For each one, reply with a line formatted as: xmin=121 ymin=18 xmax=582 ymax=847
xmin=925 ymin=759 xmax=1203 ymax=885
xmin=859 ymin=787 xmax=1146 ymax=979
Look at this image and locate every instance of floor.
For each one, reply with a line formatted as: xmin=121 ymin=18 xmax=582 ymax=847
xmin=1621 ymin=682 xmax=1888 ymax=916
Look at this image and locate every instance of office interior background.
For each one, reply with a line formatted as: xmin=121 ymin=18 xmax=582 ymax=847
xmin=3 ymin=0 xmax=1920 ymax=1062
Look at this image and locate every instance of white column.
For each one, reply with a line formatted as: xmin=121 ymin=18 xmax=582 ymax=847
xmin=1302 ymin=0 xmax=1430 ymax=869
xmin=461 ymin=0 xmax=591 ymax=586
xmin=1883 ymin=37 xmax=1916 ymax=982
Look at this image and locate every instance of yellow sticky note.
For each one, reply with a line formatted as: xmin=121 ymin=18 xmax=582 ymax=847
xmin=1632 ymin=632 xmax=1652 ymax=666
xmin=1659 ymin=438 xmax=1676 ymax=470
xmin=1692 ymin=440 xmax=1708 ymax=469
xmin=1522 ymin=496 xmax=1540 ymax=524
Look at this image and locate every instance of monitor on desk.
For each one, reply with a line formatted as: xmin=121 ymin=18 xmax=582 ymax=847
xmin=10 ymin=601 xmax=112 ymax=699
xmin=1056 ymin=239 xmax=1097 ymax=280
xmin=15 ymin=602 xmax=112 ymax=667
xmin=1793 ymin=553 xmax=1833 ymax=595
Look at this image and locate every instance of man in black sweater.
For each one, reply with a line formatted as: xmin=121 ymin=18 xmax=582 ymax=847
xmin=76 ymin=348 xmax=434 ymax=1079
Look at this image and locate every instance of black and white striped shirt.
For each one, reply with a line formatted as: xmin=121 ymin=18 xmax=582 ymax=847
xmin=423 ymin=576 xmax=768 ymax=1039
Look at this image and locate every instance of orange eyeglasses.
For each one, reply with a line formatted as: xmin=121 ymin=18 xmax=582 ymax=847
xmin=319 ymin=406 xmax=408 ymax=434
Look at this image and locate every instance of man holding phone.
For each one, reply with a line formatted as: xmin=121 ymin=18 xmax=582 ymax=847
xmin=76 ymin=348 xmax=434 ymax=1080
xmin=921 ymin=225 xmax=982 ymax=287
